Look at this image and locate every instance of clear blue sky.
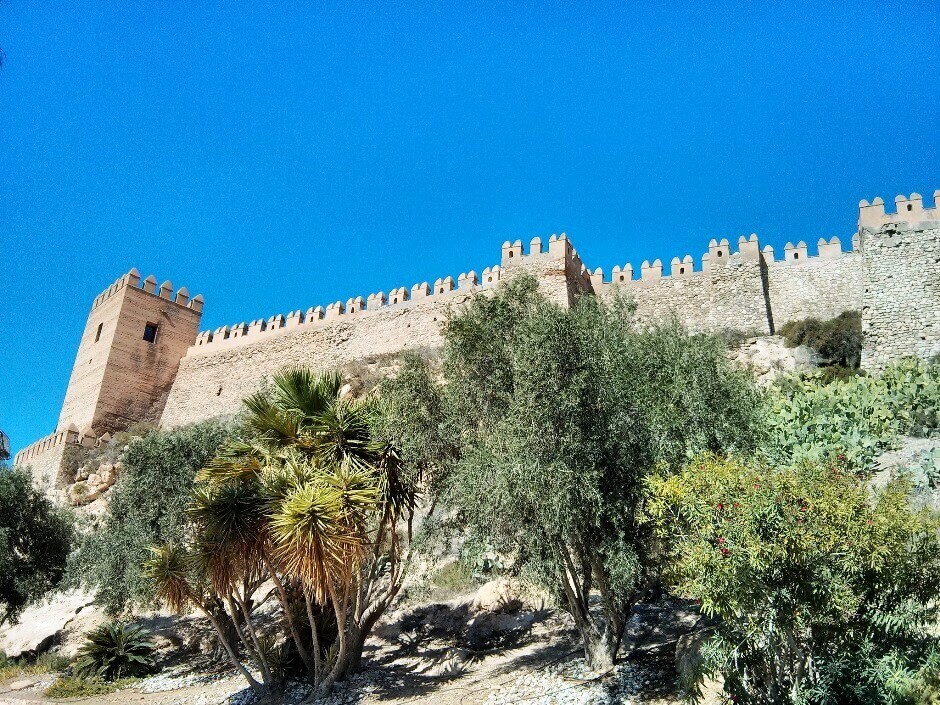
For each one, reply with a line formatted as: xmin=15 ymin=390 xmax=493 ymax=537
xmin=1 ymin=1 xmax=938 ymax=455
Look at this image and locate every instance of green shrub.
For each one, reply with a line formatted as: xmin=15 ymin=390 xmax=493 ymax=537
xmin=0 ymin=467 xmax=74 ymax=628
xmin=777 ymin=310 xmax=862 ymax=367
xmin=0 ymin=651 xmax=69 ymax=681
xmin=44 ymin=676 xmax=140 ymax=698
xmin=68 ymin=420 xmax=231 ymax=613
xmin=73 ymin=621 xmax=156 ymax=680
xmin=382 ymin=276 xmax=762 ymax=669
xmin=765 ymin=357 xmax=940 ymax=474
xmin=430 ymin=561 xmax=477 ymax=599
xmin=647 ymin=455 xmax=940 ymax=704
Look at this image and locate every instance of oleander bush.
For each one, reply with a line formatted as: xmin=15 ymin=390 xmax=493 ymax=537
xmin=647 ymin=455 xmax=940 ymax=704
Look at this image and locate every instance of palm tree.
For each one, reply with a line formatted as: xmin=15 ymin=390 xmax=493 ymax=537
xmin=148 ymin=368 xmax=419 ymax=695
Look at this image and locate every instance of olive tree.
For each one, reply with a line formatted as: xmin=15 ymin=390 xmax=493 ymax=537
xmin=0 ymin=466 xmax=74 ymax=627
xmin=380 ymin=276 xmax=762 ymax=669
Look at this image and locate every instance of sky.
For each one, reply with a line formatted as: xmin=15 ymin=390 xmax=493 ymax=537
xmin=1 ymin=1 xmax=938 ymax=455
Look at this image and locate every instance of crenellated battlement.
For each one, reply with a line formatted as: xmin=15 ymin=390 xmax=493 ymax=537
xmin=14 ymin=424 xmax=110 ymax=467
xmin=858 ymin=191 xmax=940 ymax=228
xmin=17 ymin=185 xmax=939 ymax=485
xmin=187 ymin=232 xmax=589 ymax=354
xmin=91 ymin=268 xmax=204 ymax=313
xmin=591 ymin=232 xmax=858 ymax=287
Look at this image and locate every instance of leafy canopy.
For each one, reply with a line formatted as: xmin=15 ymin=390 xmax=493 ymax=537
xmin=647 ymin=455 xmax=940 ymax=704
xmin=69 ymin=420 xmax=231 ymax=613
xmin=0 ymin=466 xmax=74 ymax=627
xmin=385 ymin=275 xmax=762 ymax=667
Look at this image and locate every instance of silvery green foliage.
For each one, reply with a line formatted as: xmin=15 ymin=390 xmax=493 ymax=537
xmin=68 ymin=420 xmax=231 ymax=614
xmin=385 ymin=275 xmax=762 ymax=667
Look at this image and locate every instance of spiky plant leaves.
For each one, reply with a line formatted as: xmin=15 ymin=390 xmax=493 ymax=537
xmin=188 ymin=483 xmax=268 ymax=593
xmin=270 ymin=482 xmax=356 ymax=601
xmin=312 ymin=397 xmax=376 ymax=465
xmin=144 ymin=544 xmax=195 ymax=613
xmin=326 ymin=457 xmax=380 ymax=529
xmin=73 ymin=621 xmax=156 ymax=681
xmin=272 ymin=368 xmax=343 ymax=420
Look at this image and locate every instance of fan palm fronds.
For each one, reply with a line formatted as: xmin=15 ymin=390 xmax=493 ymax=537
xmin=312 ymin=397 xmax=376 ymax=464
xmin=272 ymin=368 xmax=343 ymax=419
xmin=244 ymin=391 xmax=306 ymax=449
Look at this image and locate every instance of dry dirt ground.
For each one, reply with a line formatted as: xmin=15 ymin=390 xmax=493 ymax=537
xmin=0 ymin=597 xmax=702 ymax=705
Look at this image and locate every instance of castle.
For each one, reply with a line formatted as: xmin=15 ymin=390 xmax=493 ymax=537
xmin=14 ymin=191 xmax=940 ymax=488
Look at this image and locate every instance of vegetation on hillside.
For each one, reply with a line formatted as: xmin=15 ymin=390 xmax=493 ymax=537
xmin=379 ymin=276 xmax=762 ymax=669
xmin=54 ymin=275 xmax=940 ymax=704
xmin=68 ymin=420 xmax=230 ymax=614
xmin=764 ymin=358 xmax=940 ymax=474
xmin=777 ymin=310 xmax=862 ymax=369
xmin=0 ymin=466 xmax=73 ymax=628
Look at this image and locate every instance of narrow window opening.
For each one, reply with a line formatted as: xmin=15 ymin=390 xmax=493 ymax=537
xmin=794 ymin=252 xmax=800 ymax=260
xmin=679 ymin=267 xmax=685 ymax=274
xmin=509 ymin=251 xmax=514 ymax=258
xmin=94 ymin=323 xmax=103 ymax=342
xmin=143 ymin=322 xmax=159 ymax=343
xmin=907 ymin=204 xmax=913 ymax=211
xmin=717 ymin=250 xmax=723 ymax=257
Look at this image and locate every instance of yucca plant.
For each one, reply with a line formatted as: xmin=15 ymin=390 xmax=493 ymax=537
xmin=147 ymin=367 xmax=420 ymax=697
xmin=73 ymin=621 xmax=156 ymax=681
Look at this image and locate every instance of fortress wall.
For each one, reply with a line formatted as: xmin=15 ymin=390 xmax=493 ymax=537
xmin=860 ymin=192 xmax=940 ymax=369
xmin=160 ymin=237 xmax=573 ymax=427
xmin=593 ymin=236 xmax=773 ymax=334
xmin=14 ymin=426 xmax=109 ymax=489
xmin=765 ymin=244 xmax=865 ymax=328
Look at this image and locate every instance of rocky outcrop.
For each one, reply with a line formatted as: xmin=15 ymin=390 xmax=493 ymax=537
xmin=0 ymin=590 xmax=100 ymax=659
xmin=731 ymin=335 xmax=817 ymax=384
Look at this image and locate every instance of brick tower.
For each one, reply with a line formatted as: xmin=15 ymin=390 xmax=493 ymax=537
xmin=56 ymin=269 xmax=204 ymax=435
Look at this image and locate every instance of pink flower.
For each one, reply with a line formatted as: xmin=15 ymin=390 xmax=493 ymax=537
xmin=721 ymin=548 xmax=730 ymax=557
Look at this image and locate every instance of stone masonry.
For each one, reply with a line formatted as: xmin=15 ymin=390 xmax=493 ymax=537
xmin=14 ymin=190 xmax=940 ymax=483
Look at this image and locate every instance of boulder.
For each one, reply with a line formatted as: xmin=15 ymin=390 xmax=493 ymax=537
xmin=471 ymin=578 xmax=523 ymax=613
xmin=0 ymin=590 xmax=96 ymax=659
xmin=731 ymin=335 xmax=817 ymax=384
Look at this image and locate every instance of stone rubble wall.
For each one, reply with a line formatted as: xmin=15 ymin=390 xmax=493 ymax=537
xmin=160 ymin=237 xmax=576 ymax=427
xmin=861 ymin=222 xmax=940 ymax=370
xmin=766 ymin=251 xmax=865 ymax=327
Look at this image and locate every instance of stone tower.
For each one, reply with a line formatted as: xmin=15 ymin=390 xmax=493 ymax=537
xmin=858 ymin=192 xmax=940 ymax=370
xmin=56 ymin=269 xmax=204 ymax=435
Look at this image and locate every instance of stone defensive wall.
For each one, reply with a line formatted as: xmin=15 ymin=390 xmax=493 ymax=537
xmin=159 ymin=234 xmax=587 ymax=427
xmin=13 ymin=425 xmax=111 ymax=489
xmin=159 ymin=219 xmax=874 ymax=428
xmin=590 ymin=232 xmax=863 ymax=335
xmin=860 ymin=191 xmax=940 ymax=369
xmin=15 ymin=187 xmax=938 ymax=479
